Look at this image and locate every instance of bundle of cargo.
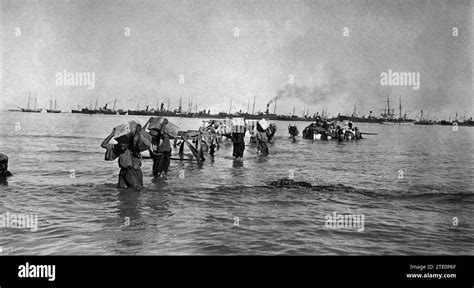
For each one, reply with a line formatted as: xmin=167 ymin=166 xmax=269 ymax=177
xmin=137 ymin=131 xmax=152 ymax=152
xmin=267 ymin=123 xmax=277 ymax=141
xmin=245 ymin=120 xmax=258 ymax=132
xmin=113 ymin=121 xmax=139 ymax=143
xmin=113 ymin=120 xmax=152 ymax=152
xmin=201 ymin=119 xmax=221 ymax=129
xmin=232 ymin=117 xmax=246 ymax=133
xmin=288 ymin=124 xmax=299 ymax=137
xmin=144 ymin=117 xmax=179 ymax=139
xmin=302 ymin=123 xmax=331 ymax=140
xmin=200 ymin=118 xmax=235 ymax=137
xmin=146 ymin=117 xmax=167 ymax=135
xmin=258 ymin=118 xmax=269 ymax=130
xmin=162 ymin=121 xmax=179 ymax=139
xmin=219 ymin=118 xmax=232 ymax=136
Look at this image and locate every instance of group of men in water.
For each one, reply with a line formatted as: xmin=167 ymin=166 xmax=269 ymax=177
xmin=303 ymin=117 xmax=363 ymax=141
xmin=1 ymin=116 xmax=361 ymax=189
xmin=100 ymin=118 xmax=278 ymax=189
xmin=204 ymin=120 xmax=277 ymax=159
xmin=101 ymin=122 xmax=171 ymax=189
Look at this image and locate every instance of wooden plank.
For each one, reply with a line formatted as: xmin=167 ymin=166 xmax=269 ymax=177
xmin=185 ymin=139 xmax=201 ymax=164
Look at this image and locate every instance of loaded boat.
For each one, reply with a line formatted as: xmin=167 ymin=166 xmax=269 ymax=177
xmin=302 ymin=121 xmax=363 ymax=141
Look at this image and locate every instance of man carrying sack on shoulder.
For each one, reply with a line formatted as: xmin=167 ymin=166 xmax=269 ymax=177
xmin=145 ymin=118 xmax=172 ymax=178
xmin=101 ymin=123 xmax=145 ymax=188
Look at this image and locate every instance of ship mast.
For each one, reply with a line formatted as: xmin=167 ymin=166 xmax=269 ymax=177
xmin=252 ymin=95 xmax=256 ymax=114
xmin=387 ymin=96 xmax=390 ymax=117
xmin=399 ymin=94 xmax=402 ymax=120
xmin=387 ymin=85 xmax=390 ymax=116
xmin=27 ymin=91 xmax=31 ymax=109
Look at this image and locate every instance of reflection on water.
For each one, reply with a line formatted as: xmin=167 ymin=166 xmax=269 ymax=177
xmin=0 ymin=112 xmax=472 ymax=255
xmin=115 ymin=190 xmax=144 ymax=254
xmin=0 ymin=177 xmax=9 ymax=186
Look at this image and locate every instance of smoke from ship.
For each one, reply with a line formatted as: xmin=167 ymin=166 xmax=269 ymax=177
xmin=267 ymin=84 xmax=331 ymax=108
xmin=268 ymin=65 xmax=351 ymax=105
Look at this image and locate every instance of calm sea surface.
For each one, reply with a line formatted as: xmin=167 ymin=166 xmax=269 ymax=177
xmin=0 ymin=111 xmax=473 ymax=255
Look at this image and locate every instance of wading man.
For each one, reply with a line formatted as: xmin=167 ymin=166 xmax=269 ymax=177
xmin=101 ymin=125 xmax=144 ymax=188
xmin=0 ymin=153 xmax=12 ymax=178
xmin=151 ymin=132 xmax=172 ymax=177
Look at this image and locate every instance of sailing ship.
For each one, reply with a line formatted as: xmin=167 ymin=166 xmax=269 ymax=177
xmin=414 ymin=109 xmax=435 ymax=125
xmin=16 ymin=92 xmax=42 ymax=113
xmin=47 ymin=96 xmax=61 ymax=113
xmin=381 ymin=93 xmax=415 ymax=124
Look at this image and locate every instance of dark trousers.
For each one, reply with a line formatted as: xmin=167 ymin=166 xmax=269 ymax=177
xmin=118 ymin=167 xmax=143 ymax=188
xmin=152 ymin=151 xmax=171 ymax=176
xmin=232 ymin=143 xmax=245 ymax=158
xmin=257 ymin=142 xmax=269 ymax=154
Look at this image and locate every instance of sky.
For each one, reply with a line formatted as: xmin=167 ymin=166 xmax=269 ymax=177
xmin=0 ymin=0 xmax=472 ymax=119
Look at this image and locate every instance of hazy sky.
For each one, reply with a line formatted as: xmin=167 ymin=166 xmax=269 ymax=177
xmin=1 ymin=0 xmax=472 ymax=119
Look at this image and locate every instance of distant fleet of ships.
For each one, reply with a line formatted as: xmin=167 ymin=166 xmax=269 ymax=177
xmin=13 ymin=92 xmax=61 ymax=113
xmin=11 ymin=92 xmax=473 ymax=126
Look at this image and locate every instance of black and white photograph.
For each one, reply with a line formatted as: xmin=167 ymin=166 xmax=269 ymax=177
xmin=0 ymin=0 xmax=472 ymax=268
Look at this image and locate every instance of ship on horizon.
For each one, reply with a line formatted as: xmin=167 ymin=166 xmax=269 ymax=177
xmin=47 ymin=96 xmax=61 ymax=113
xmin=331 ymin=105 xmax=383 ymax=124
xmin=414 ymin=109 xmax=436 ymax=125
xmin=26 ymin=93 xmax=471 ymax=126
xmin=437 ymin=112 xmax=474 ymax=127
xmin=72 ymin=99 xmax=126 ymax=115
xmin=380 ymin=93 xmax=415 ymax=125
xmin=16 ymin=92 xmax=42 ymax=113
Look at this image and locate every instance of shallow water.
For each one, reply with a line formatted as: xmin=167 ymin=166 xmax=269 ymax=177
xmin=0 ymin=112 xmax=473 ymax=255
